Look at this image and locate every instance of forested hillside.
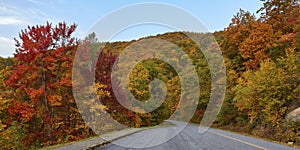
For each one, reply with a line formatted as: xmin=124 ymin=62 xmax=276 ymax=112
xmin=0 ymin=0 xmax=299 ymax=149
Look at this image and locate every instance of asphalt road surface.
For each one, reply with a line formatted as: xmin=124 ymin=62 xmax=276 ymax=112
xmin=99 ymin=121 xmax=297 ymax=150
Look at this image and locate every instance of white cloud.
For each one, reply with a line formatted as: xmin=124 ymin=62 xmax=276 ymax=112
xmin=0 ymin=4 xmax=55 ymax=26
xmin=0 ymin=36 xmax=15 ymax=57
xmin=0 ymin=37 xmax=14 ymax=43
xmin=0 ymin=5 xmax=19 ymax=16
xmin=0 ymin=17 xmax=23 ymax=25
xmin=0 ymin=2 xmax=63 ymax=57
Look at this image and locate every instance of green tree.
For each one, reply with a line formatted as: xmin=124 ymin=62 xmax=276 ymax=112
xmin=233 ymin=49 xmax=299 ymax=126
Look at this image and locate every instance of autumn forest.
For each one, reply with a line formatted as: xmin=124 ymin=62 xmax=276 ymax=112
xmin=0 ymin=0 xmax=299 ymax=149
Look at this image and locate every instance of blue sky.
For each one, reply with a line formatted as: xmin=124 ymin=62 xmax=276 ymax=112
xmin=0 ymin=0 xmax=263 ymax=57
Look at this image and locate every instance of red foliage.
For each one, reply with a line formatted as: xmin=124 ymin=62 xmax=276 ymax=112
xmin=6 ymin=22 xmax=79 ymax=146
xmin=7 ymin=101 xmax=34 ymax=122
xmin=95 ymin=50 xmax=137 ymax=126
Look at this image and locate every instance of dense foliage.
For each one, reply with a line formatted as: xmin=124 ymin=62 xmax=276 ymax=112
xmin=215 ymin=0 xmax=300 ymax=144
xmin=0 ymin=0 xmax=299 ymax=149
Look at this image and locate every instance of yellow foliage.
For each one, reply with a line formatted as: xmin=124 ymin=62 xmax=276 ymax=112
xmin=233 ymin=51 xmax=299 ymax=126
xmin=95 ymin=83 xmax=110 ymax=98
xmin=48 ymin=95 xmax=63 ymax=107
xmin=0 ymin=97 xmax=10 ymax=111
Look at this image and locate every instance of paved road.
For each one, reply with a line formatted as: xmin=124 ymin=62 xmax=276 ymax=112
xmin=99 ymin=121 xmax=297 ymax=150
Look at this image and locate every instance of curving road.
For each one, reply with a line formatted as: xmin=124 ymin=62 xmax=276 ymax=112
xmin=99 ymin=120 xmax=297 ymax=150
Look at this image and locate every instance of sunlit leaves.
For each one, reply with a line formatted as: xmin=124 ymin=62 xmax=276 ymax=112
xmin=233 ymin=49 xmax=299 ymax=126
xmin=129 ymin=63 xmax=151 ymax=101
xmin=5 ymin=22 xmax=81 ymax=147
xmin=239 ymin=22 xmax=275 ymax=69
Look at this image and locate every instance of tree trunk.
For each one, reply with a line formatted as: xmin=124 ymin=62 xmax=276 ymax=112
xmin=42 ymin=69 xmax=52 ymax=140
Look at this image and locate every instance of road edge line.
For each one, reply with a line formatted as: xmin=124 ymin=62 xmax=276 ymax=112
xmin=203 ymin=129 xmax=269 ymax=150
